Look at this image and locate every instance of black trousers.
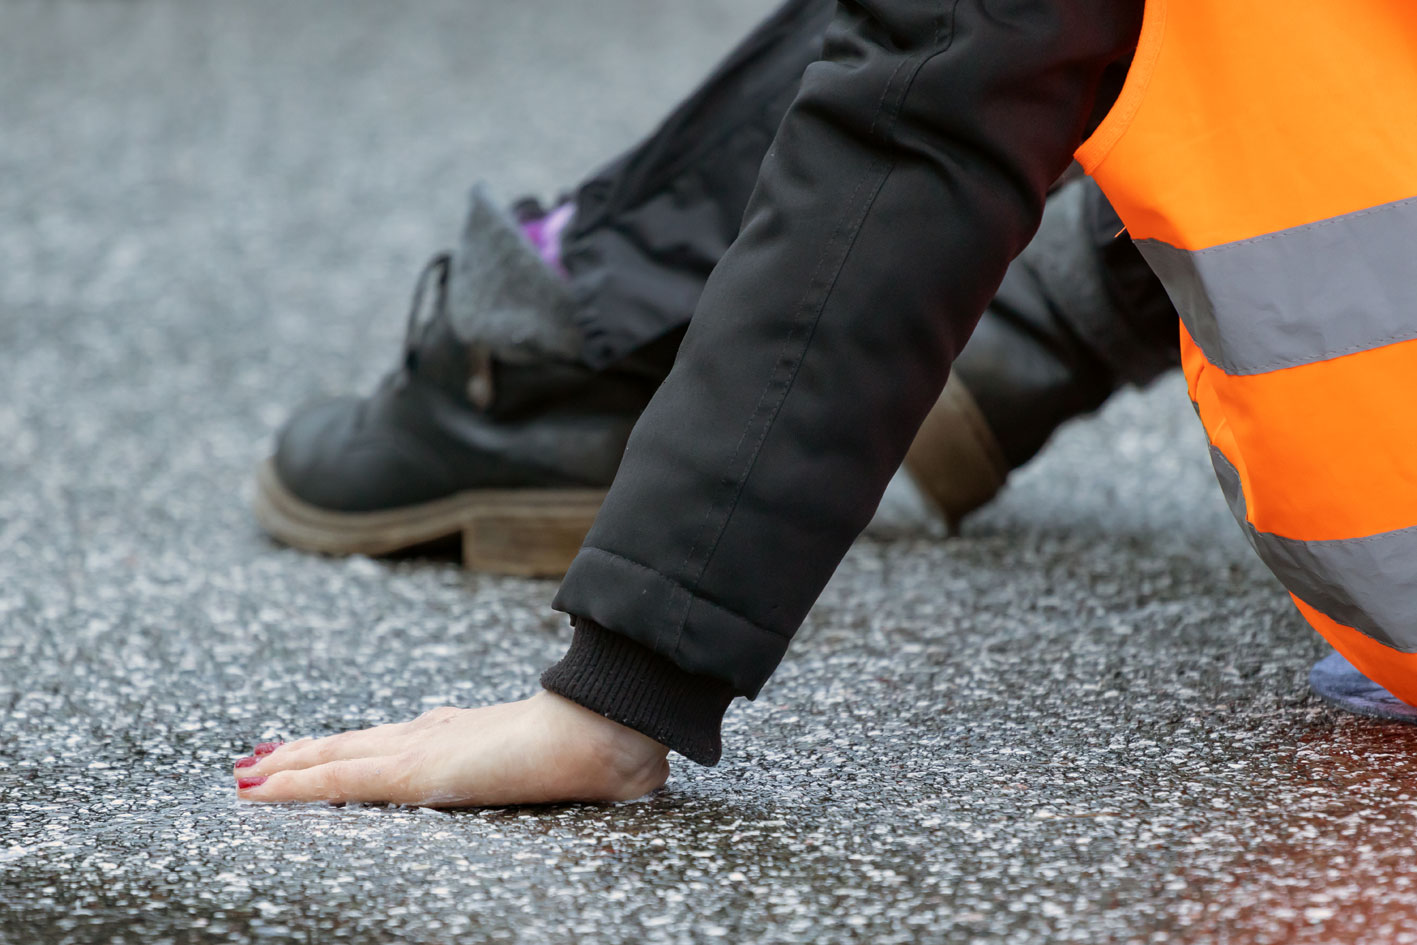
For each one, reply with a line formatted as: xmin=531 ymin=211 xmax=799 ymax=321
xmin=553 ymin=1 xmax=1151 ymax=700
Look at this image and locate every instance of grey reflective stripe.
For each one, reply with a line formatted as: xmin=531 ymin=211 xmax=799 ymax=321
xmin=1209 ymin=447 xmax=1417 ymax=651
xmin=1136 ymin=194 xmax=1417 ymax=376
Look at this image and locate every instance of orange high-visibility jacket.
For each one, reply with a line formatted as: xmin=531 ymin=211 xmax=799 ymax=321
xmin=1078 ymin=1 xmax=1417 ymax=700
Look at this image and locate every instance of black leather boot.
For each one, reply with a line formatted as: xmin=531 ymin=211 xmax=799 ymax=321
xmin=254 ymin=217 xmax=663 ymax=576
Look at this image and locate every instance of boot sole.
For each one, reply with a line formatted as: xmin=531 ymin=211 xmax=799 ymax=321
xmin=252 ymin=459 xmax=605 ymax=577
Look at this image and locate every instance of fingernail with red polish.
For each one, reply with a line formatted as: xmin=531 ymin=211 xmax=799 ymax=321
xmin=237 ymin=777 xmax=268 ymax=790
xmin=234 ymin=756 xmax=259 ymax=769
xmin=253 ymin=741 xmax=283 ymax=756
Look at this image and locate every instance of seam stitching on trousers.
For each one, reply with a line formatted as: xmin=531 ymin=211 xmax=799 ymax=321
xmin=664 ymin=3 xmax=963 ymax=656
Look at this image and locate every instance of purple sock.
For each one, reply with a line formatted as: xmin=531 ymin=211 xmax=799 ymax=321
xmin=519 ymin=203 xmax=575 ymax=276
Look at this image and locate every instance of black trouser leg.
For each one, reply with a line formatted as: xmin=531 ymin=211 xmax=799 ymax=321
xmin=563 ymin=0 xmax=836 ymax=372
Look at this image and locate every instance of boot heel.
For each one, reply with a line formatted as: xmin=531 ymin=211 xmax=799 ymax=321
xmin=461 ymin=500 xmax=602 ymax=578
xmin=904 ymin=376 xmax=1008 ymax=532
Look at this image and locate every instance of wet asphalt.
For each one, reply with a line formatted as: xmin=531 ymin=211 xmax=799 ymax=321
xmin=5 ymin=2 xmax=1417 ymax=943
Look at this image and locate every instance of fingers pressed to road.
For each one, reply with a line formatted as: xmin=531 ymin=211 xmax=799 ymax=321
xmin=233 ymin=694 xmax=671 ymax=808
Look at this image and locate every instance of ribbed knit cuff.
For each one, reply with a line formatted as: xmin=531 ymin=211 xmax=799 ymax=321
xmin=540 ymin=618 xmax=738 ymax=766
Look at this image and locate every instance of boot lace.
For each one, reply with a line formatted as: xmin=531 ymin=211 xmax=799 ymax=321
xmin=401 ymin=252 xmax=452 ymax=373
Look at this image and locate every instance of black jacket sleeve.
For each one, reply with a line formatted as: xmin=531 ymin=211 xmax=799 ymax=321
xmin=546 ymin=0 xmax=1144 ymax=764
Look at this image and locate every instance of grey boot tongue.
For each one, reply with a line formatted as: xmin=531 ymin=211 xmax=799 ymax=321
xmin=445 ymin=184 xmax=584 ymax=365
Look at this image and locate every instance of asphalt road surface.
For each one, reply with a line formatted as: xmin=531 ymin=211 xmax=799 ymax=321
xmin=4 ymin=2 xmax=1417 ymax=943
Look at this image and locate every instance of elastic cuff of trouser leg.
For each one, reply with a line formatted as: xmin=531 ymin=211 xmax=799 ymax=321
xmin=540 ymin=618 xmax=737 ymax=766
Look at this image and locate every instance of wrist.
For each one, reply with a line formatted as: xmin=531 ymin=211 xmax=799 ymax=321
xmin=540 ymin=618 xmax=738 ymax=765
xmin=531 ymin=691 xmax=670 ymax=798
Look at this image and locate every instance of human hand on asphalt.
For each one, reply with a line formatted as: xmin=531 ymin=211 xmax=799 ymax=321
xmin=231 ymin=692 xmax=670 ymax=807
